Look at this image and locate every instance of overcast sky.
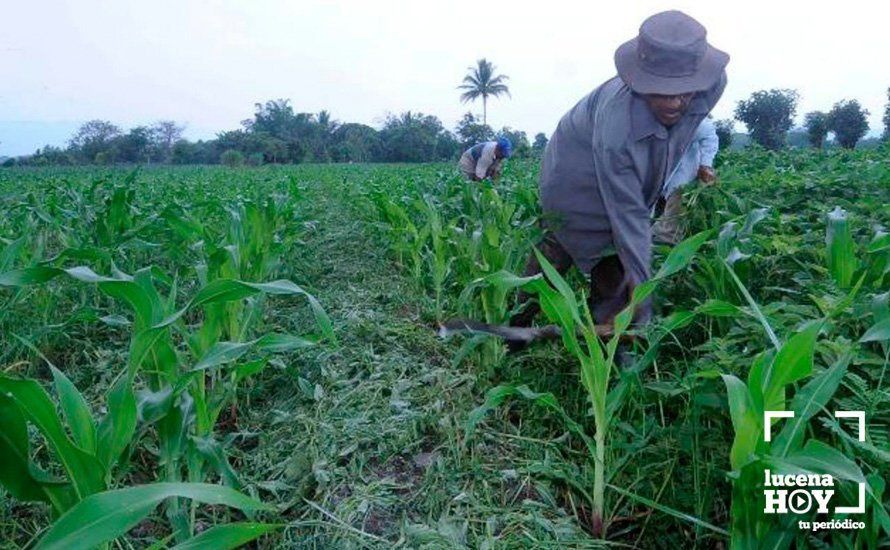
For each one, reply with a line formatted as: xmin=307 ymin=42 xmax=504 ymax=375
xmin=1 ymin=0 xmax=888 ymax=156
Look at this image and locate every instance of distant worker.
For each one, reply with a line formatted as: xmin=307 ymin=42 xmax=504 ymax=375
xmin=510 ymin=10 xmax=729 ymax=332
xmin=459 ymin=137 xmax=512 ymax=181
xmin=652 ymin=118 xmax=719 ymax=244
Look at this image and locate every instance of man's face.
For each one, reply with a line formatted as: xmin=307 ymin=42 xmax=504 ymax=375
xmin=643 ymin=92 xmax=695 ymax=126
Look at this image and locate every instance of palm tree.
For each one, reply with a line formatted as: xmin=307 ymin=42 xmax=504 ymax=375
xmin=458 ymin=58 xmax=510 ymax=126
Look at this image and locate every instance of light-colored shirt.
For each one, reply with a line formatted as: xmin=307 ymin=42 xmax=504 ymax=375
xmin=662 ymin=118 xmax=719 ymax=197
xmin=462 ymin=141 xmax=501 ymax=179
xmin=539 ymin=73 xmax=727 ymax=294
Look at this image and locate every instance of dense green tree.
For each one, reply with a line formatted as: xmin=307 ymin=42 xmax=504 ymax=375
xmin=434 ymin=131 xmax=461 ymax=161
xmin=458 ymin=59 xmax=510 ymax=126
xmin=455 ymin=112 xmax=494 ymax=149
xmin=786 ymin=129 xmax=810 ymax=148
xmin=330 ymin=123 xmax=382 ymax=162
xmin=803 ymin=111 xmax=829 ymax=149
xmin=151 ymin=120 xmax=185 ymax=161
xmin=379 ymin=112 xmax=456 ymax=162
xmin=734 ymin=89 xmax=798 ymax=150
xmin=171 ymin=139 xmax=217 ymax=164
xmin=714 ymin=119 xmax=734 ymax=151
xmin=69 ymin=120 xmax=122 ymax=163
xmin=220 ymin=149 xmax=244 ymax=167
xmin=113 ymin=126 xmax=155 ymax=163
xmin=240 ymin=100 xmax=330 ymax=162
xmin=532 ymin=133 xmax=548 ymax=156
xmin=24 ymin=145 xmax=74 ymax=166
xmin=826 ymin=99 xmax=869 ymax=149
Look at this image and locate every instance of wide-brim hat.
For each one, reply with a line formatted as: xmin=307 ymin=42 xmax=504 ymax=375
xmin=615 ymin=10 xmax=729 ymax=95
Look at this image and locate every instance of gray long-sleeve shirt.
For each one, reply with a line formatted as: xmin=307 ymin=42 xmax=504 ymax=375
xmin=539 ymin=73 xmax=727 ymax=287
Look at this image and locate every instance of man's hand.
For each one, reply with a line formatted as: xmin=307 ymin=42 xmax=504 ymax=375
xmin=697 ymin=165 xmax=717 ymax=185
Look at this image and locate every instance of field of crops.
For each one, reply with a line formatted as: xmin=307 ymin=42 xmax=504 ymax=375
xmin=0 ymin=148 xmax=888 ymax=548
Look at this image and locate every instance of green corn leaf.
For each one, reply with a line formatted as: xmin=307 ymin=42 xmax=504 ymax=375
xmin=0 ymin=376 xmax=105 ymax=499
xmin=867 ymin=229 xmax=890 ymax=253
xmin=190 ymin=436 xmax=242 ymax=489
xmin=0 ymin=393 xmax=46 ymax=501
xmin=746 ymin=349 xmax=774 ymax=414
xmin=171 ymin=523 xmax=282 ymax=550
xmin=50 ymin=367 xmax=97 ymax=453
xmin=607 ymin=484 xmax=729 ymax=536
xmin=762 ymin=321 xmax=821 ymax=406
xmin=153 ymin=279 xmax=333 ymax=347
xmin=99 ymin=314 xmax=131 ymax=327
xmin=723 ymin=260 xmax=780 ymax=350
xmin=825 ymin=206 xmax=858 ymax=289
xmin=860 ymin=317 xmax=890 ymax=342
xmin=35 ymin=482 xmax=273 ymax=550
xmin=466 ymin=383 xmax=596 ymax=456
xmin=631 ymin=279 xmax=657 ymax=305
xmin=193 ymin=341 xmax=254 ymax=371
xmin=771 ymin=352 xmax=851 ymax=457
xmin=136 ymin=386 xmax=174 ymax=424
xmin=302 ymin=293 xmax=336 ymax=344
xmin=234 ymin=359 xmax=268 ymax=383
xmin=721 ymin=374 xmax=760 ymax=471
xmin=255 ymin=332 xmax=317 ymax=352
xmin=0 ymin=265 xmax=155 ymax=328
xmin=0 ymin=265 xmax=65 ymax=286
xmin=96 ymin=280 xmax=155 ymax=329
xmin=767 ymin=440 xmax=868 ymax=487
xmin=867 ymin=475 xmax=890 ymax=536
xmin=0 ymin=393 xmax=74 ymax=513
xmin=696 ymin=299 xmax=742 ymax=317
xmin=96 ymin=376 xmax=137 ymax=471
xmin=653 ymin=228 xmax=713 ymax=280
xmin=193 ymin=333 xmax=317 ymax=372
xmin=533 ymin=248 xmax=580 ymax=317
xmin=127 ymin=325 xmax=177 ymax=379
xmin=0 ymin=236 xmax=26 ymax=271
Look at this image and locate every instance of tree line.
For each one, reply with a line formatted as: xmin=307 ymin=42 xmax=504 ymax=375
xmin=715 ymin=87 xmax=890 ymax=151
xmin=5 ymin=89 xmax=889 ymax=167
xmin=6 ymin=100 xmax=548 ymax=167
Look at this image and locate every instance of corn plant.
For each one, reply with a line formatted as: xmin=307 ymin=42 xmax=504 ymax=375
xmin=419 ymin=196 xmax=452 ymax=320
xmin=467 ymin=229 xmax=714 ymax=536
xmin=717 ymin=209 xmax=890 ymax=547
xmin=0 ymin=262 xmax=332 ymax=541
xmin=719 ymin=274 xmax=886 ymax=547
xmin=0 ymin=344 xmax=278 ymax=548
xmin=370 ymin=192 xmax=427 ymax=283
xmin=450 ymin=185 xmax=536 ymax=366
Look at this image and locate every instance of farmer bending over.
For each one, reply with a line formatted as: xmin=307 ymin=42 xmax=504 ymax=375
xmin=511 ymin=10 xmax=729 ymax=333
xmin=652 ymin=117 xmax=719 ymax=244
xmin=459 ymin=137 xmax=512 ymax=181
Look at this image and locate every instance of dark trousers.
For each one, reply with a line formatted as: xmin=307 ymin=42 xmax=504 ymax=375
xmin=510 ymin=231 xmax=631 ymax=328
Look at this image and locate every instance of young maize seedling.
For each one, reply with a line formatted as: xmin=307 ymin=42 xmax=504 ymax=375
xmin=0 ymin=263 xmax=332 ymax=541
xmin=0 ymin=341 xmax=278 ymax=549
xmin=467 ymin=228 xmax=714 ymax=536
